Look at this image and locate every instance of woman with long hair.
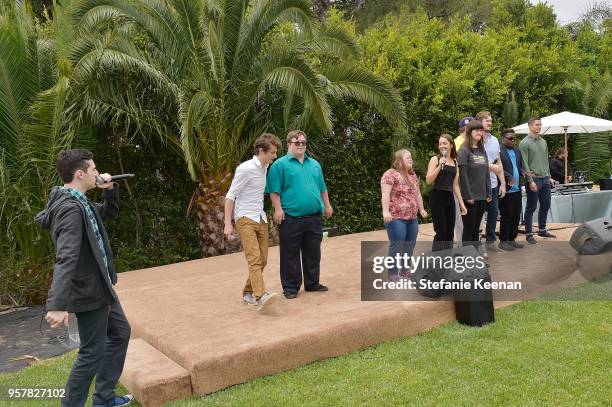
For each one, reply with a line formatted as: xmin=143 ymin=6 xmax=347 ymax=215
xmin=381 ymin=149 xmax=428 ymax=281
xmin=457 ymin=121 xmax=492 ymax=250
xmin=426 ymin=134 xmax=467 ymax=252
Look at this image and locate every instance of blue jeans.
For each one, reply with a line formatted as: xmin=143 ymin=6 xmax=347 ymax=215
xmin=385 ymin=219 xmax=419 ymax=276
xmin=486 ymin=186 xmax=499 ymax=242
xmin=524 ymin=176 xmax=551 ymax=235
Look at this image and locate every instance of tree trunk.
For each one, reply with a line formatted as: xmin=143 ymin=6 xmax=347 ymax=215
xmin=192 ymin=170 xmax=241 ymax=256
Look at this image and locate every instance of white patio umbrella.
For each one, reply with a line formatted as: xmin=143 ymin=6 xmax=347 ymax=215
xmin=513 ymin=111 xmax=612 ymax=181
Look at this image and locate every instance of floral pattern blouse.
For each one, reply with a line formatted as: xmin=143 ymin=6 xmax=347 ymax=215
xmin=381 ymin=169 xmax=419 ymax=220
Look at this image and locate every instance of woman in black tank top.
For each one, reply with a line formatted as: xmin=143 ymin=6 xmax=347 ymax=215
xmin=426 ymin=134 xmax=467 ymax=252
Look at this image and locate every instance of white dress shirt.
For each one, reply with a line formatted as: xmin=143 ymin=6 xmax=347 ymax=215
xmin=483 ymin=132 xmax=501 ymax=189
xmin=226 ymin=156 xmax=268 ymax=223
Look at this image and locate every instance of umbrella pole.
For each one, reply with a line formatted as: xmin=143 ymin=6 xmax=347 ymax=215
xmin=564 ymin=127 xmax=568 ymax=183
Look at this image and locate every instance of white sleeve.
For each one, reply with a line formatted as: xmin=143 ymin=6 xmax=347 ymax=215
xmin=226 ymin=166 xmax=248 ymax=201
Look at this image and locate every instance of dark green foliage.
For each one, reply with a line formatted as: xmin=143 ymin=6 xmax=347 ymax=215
xmin=502 ymin=91 xmax=519 ymax=128
xmin=90 ymin=132 xmax=201 ymax=273
xmin=309 ymin=101 xmax=394 ymax=234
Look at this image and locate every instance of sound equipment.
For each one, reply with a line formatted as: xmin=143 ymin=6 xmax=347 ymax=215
xmin=600 ymin=178 xmax=612 ymax=191
xmin=551 ymin=181 xmax=593 ymax=195
xmin=447 ymin=245 xmax=495 ymax=326
xmin=570 ymin=217 xmax=612 ymax=255
xmin=412 ymin=245 xmax=495 ymax=325
xmin=453 ymin=277 xmax=495 ymax=327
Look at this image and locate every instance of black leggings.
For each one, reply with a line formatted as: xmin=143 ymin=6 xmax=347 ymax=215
xmin=461 ymin=200 xmax=486 ymax=249
xmin=429 ymin=189 xmax=455 ymax=252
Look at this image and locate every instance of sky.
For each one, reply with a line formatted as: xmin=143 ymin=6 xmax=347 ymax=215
xmin=530 ymin=0 xmax=611 ymax=24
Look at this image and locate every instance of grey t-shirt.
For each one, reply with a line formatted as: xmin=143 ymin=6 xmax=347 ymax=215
xmin=457 ymin=145 xmax=492 ymax=201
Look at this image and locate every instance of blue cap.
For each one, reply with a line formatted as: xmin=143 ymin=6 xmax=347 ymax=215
xmin=459 ymin=116 xmax=474 ymax=129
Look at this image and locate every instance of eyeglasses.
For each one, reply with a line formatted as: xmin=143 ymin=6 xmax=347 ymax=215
xmin=505 ymin=137 xmax=516 ymax=141
xmin=290 ymin=141 xmax=307 ymax=146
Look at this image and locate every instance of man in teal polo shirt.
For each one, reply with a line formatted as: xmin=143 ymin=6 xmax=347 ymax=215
xmin=266 ymin=130 xmax=333 ymax=299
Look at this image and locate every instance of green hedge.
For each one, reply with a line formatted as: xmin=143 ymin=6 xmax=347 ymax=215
xmin=90 ymin=135 xmax=201 ymax=273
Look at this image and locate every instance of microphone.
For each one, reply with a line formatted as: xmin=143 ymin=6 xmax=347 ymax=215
xmin=96 ymin=173 xmax=135 ymax=185
xmin=440 ymin=148 xmax=448 ymax=170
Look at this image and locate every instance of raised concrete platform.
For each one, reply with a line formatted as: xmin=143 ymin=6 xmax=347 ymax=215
xmin=116 ymin=223 xmax=591 ymax=406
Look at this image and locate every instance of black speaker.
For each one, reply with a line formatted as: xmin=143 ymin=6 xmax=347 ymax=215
xmin=570 ymin=217 xmax=612 ymax=255
xmin=447 ymin=246 xmax=495 ymax=326
xmin=600 ymin=178 xmax=612 ymax=191
xmin=453 ymin=282 xmax=495 ymax=327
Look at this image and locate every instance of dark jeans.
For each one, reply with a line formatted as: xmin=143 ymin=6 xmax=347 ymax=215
xmin=524 ymin=176 xmax=551 ymax=235
xmin=63 ymin=301 xmax=131 ymax=407
xmin=429 ymin=189 xmax=455 ymax=252
xmin=385 ymin=218 xmax=419 ymax=275
xmin=278 ymin=214 xmax=323 ymax=294
xmin=462 ymin=200 xmax=486 ymax=249
xmin=485 ymin=186 xmax=499 ymax=242
xmin=499 ymin=191 xmax=522 ymax=242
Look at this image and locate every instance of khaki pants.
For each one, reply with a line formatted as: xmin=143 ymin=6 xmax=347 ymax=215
xmin=235 ymin=217 xmax=268 ymax=299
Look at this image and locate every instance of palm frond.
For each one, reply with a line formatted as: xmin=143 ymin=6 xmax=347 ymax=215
xmin=179 ymin=90 xmax=215 ymax=178
xmin=0 ymin=2 xmax=40 ymax=150
xmin=299 ymin=23 xmax=362 ymax=60
xmin=258 ymin=46 xmax=332 ymax=131
xmin=590 ymin=71 xmax=612 ymax=118
xmin=574 ymin=132 xmax=612 ymax=181
xmin=321 ymin=63 xmax=407 ymax=129
xmin=236 ymin=0 xmax=316 ymax=78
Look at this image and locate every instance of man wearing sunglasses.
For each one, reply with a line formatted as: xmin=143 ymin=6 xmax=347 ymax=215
xmin=498 ymin=129 xmax=525 ymax=251
xmin=266 ymin=130 xmax=333 ymax=299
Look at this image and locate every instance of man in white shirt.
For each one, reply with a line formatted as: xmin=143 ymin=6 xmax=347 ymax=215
xmin=224 ymin=133 xmax=281 ymax=310
xmin=475 ymin=111 xmax=506 ymax=251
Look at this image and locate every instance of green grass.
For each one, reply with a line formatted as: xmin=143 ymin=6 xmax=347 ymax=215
xmin=1 ymin=278 xmax=611 ymax=407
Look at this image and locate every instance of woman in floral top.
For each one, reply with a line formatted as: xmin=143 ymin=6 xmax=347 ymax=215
xmin=381 ymin=149 xmax=428 ymax=281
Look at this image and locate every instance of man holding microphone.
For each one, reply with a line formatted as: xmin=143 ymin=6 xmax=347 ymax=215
xmin=37 ymin=149 xmax=132 ymax=407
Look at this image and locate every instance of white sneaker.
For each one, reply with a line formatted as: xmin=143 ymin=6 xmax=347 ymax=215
xmin=242 ymin=293 xmax=257 ymax=305
xmin=256 ymin=292 xmax=278 ymax=311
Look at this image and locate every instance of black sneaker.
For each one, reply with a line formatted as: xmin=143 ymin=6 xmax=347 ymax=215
xmin=305 ymin=284 xmax=328 ymax=292
xmin=284 ymin=292 xmax=298 ymax=299
xmin=509 ymin=241 xmax=524 ymax=249
xmin=537 ymin=231 xmax=556 ymax=238
xmin=526 ymin=234 xmax=537 ymax=244
xmin=498 ymin=241 xmax=515 ymax=251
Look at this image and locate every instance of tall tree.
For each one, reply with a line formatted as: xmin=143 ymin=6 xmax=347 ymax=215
xmin=563 ymin=72 xmax=612 ymax=181
xmin=68 ymin=0 xmax=406 ymax=256
xmin=0 ymin=0 xmax=77 ymax=303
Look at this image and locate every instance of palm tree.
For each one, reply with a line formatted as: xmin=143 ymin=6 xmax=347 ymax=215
xmin=563 ymin=72 xmax=612 ymax=181
xmin=0 ymin=0 xmax=151 ymax=303
xmin=0 ymin=1 xmax=78 ymax=304
xmin=68 ymin=0 xmax=407 ymax=256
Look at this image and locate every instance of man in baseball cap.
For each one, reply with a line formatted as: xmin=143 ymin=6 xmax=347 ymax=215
xmin=455 ymin=116 xmax=474 ymax=150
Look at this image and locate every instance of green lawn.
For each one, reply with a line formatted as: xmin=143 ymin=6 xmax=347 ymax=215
xmin=2 ymin=277 xmax=611 ymax=407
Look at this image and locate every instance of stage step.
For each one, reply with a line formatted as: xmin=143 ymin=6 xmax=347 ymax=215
xmin=120 ymin=338 xmax=192 ymax=407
